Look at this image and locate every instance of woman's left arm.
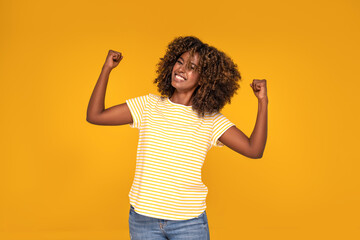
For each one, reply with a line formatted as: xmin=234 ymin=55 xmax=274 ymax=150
xmin=219 ymin=79 xmax=268 ymax=159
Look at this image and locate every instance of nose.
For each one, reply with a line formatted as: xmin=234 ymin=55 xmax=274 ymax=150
xmin=178 ymin=63 xmax=185 ymax=72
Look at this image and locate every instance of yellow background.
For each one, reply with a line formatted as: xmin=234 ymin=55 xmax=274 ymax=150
xmin=1 ymin=0 xmax=359 ymax=239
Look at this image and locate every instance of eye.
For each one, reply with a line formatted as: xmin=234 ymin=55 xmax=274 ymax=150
xmin=177 ymin=60 xmax=183 ymax=64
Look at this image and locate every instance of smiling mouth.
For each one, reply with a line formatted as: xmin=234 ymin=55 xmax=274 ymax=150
xmin=175 ymin=74 xmax=186 ymax=81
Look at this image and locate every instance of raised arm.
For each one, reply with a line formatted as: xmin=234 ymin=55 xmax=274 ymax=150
xmin=86 ymin=50 xmax=133 ymax=126
xmin=219 ymin=79 xmax=268 ymax=159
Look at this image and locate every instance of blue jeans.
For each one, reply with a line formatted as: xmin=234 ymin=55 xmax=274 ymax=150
xmin=129 ymin=205 xmax=210 ymax=240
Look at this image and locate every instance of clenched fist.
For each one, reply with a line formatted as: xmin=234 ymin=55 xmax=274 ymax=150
xmin=250 ymin=79 xmax=268 ymax=102
xmin=103 ymin=50 xmax=123 ymax=70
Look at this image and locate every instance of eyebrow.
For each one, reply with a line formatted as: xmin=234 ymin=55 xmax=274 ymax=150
xmin=179 ymin=57 xmax=198 ymax=67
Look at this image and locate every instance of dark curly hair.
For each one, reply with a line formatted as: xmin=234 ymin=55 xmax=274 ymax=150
xmin=154 ymin=36 xmax=241 ymax=117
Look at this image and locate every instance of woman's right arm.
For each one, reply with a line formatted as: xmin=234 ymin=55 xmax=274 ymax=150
xmin=86 ymin=50 xmax=133 ymax=126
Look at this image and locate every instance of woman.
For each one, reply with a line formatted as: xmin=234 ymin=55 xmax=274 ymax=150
xmin=87 ymin=36 xmax=268 ymax=240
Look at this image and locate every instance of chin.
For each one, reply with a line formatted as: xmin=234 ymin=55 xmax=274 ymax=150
xmin=171 ymin=78 xmax=179 ymax=89
xmin=171 ymin=83 xmax=180 ymax=90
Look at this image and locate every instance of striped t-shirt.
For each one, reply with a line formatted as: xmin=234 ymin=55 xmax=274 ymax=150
xmin=125 ymin=93 xmax=235 ymax=220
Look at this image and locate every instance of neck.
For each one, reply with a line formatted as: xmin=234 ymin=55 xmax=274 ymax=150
xmin=170 ymin=91 xmax=194 ymax=106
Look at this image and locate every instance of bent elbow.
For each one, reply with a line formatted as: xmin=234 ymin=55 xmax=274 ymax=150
xmin=249 ymin=151 xmax=263 ymax=159
xmin=86 ymin=118 xmax=94 ymax=124
xmin=86 ymin=115 xmax=97 ymax=125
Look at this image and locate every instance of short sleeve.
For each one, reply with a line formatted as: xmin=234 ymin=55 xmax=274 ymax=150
xmin=125 ymin=94 xmax=150 ymax=128
xmin=210 ymin=113 xmax=235 ymax=147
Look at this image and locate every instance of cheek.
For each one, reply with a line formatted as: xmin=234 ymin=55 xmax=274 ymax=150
xmin=192 ymin=73 xmax=200 ymax=84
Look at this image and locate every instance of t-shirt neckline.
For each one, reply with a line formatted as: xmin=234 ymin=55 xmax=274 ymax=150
xmin=167 ymin=97 xmax=193 ymax=108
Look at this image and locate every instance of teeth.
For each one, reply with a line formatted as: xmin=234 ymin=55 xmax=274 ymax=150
xmin=176 ymin=74 xmax=185 ymax=80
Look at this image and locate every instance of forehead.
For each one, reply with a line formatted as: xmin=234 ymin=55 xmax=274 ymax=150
xmin=179 ymin=51 xmax=200 ymax=64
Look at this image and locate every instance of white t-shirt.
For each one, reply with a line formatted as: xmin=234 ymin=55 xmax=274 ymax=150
xmin=126 ymin=93 xmax=235 ymax=220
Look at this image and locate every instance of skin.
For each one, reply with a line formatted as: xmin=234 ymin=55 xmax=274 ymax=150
xmin=87 ymin=49 xmax=268 ymax=159
xmin=169 ymin=51 xmax=201 ymax=106
xmin=219 ymin=80 xmax=268 ymax=158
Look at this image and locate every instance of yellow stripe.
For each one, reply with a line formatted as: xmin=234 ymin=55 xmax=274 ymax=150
xmin=131 ymin=177 xmax=206 ymax=193
xmin=132 ymin=163 xmax=202 ymax=181
xmin=136 ymin=147 xmax=205 ymax=164
xmin=129 ymin=202 xmax=204 ymax=215
xmin=134 ymin=156 xmax=203 ymax=172
xmin=139 ymin=131 xmax=210 ymax=152
xmin=129 ymin=186 xmax=207 ymax=201
xmin=133 ymin=172 xmax=206 ymax=188
xmin=130 ymin=181 xmax=207 ymax=196
xmin=129 ymin=195 xmax=206 ymax=210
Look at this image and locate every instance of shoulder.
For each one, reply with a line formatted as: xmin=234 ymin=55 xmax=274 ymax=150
xmin=147 ymin=93 xmax=166 ymax=104
xmin=207 ymin=112 xmax=233 ymax=126
xmin=203 ymin=111 xmax=225 ymax=120
xmin=148 ymin=93 xmax=161 ymax=100
xmin=129 ymin=93 xmax=162 ymax=102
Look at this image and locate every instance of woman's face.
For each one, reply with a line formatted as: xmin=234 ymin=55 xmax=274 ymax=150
xmin=171 ymin=51 xmax=200 ymax=93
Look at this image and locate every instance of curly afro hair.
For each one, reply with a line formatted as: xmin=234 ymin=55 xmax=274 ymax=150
xmin=154 ymin=36 xmax=241 ymax=117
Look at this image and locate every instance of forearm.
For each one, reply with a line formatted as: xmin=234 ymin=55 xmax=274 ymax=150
xmin=87 ymin=66 xmax=112 ymax=119
xmin=249 ymin=97 xmax=268 ymax=158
